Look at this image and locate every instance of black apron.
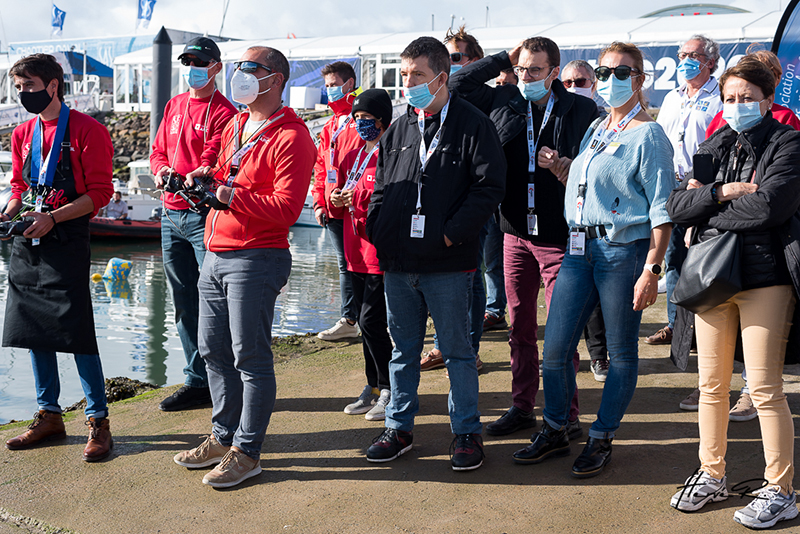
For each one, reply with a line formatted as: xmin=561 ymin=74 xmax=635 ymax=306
xmin=2 ymin=118 xmax=99 ymax=354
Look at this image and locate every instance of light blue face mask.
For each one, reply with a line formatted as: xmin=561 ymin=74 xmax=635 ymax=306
xmin=597 ymin=75 xmax=635 ymax=108
xmin=406 ymin=72 xmax=444 ymax=110
xmin=517 ymin=69 xmax=553 ymax=102
xmin=326 ymin=84 xmax=347 ymax=103
xmin=677 ymin=57 xmax=703 ymax=82
xmin=450 ymin=64 xmax=463 ymax=76
xmin=722 ymin=101 xmax=765 ymax=132
xmin=184 ymin=65 xmax=213 ymax=90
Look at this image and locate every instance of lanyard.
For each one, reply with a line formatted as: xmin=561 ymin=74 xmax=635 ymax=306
xmin=416 ymin=97 xmax=450 ymax=213
xmin=170 ymin=90 xmax=215 ymax=171
xmin=677 ymin=77 xmax=716 ymax=142
xmin=329 ymin=115 xmax=352 ymax=165
xmin=576 ymin=102 xmax=641 ymax=225
xmin=343 ymin=143 xmax=379 ymax=192
xmin=227 ymin=109 xmax=283 ymax=186
xmin=526 ymin=93 xmax=555 ymax=173
xmin=31 ymin=103 xmax=70 ymax=188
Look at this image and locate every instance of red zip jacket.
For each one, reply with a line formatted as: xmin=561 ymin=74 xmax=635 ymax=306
xmin=150 ymin=90 xmax=237 ymax=210
xmin=705 ymin=103 xmax=800 ymax=138
xmin=310 ymin=94 xmax=364 ymax=219
xmin=11 ymin=109 xmax=113 ymax=216
xmin=331 ymin=145 xmax=381 ymax=275
xmin=204 ymin=107 xmax=316 ymax=252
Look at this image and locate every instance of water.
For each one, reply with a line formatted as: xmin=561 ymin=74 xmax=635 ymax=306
xmin=0 ymin=226 xmax=340 ymax=424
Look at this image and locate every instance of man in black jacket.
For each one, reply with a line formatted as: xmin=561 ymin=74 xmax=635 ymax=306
xmin=450 ymin=37 xmax=599 ymax=444
xmin=365 ymin=37 xmax=506 ymax=471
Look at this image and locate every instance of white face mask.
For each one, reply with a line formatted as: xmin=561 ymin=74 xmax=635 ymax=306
xmin=230 ymin=69 xmax=276 ymax=105
xmin=567 ymin=86 xmax=594 ymax=99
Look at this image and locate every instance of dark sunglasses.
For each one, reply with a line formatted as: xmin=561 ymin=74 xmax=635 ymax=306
xmin=180 ymin=56 xmax=212 ymax=68
xmin=594 ymin=65 xmax=640 ymax=82
xmin=234 ymin=61 xmax=273 ymax=74
xmin=450 ymin=52 xmax=469 ymax=63
xmin=562 ymin=77 xmax=591 ymax=89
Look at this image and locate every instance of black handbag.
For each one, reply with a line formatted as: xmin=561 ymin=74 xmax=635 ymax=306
xmin=670 ymin=228 xmax=742 ymax=314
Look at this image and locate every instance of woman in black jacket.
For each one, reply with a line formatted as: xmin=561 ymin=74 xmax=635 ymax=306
xmin=666 ymin=58 xmax=800 ymax=530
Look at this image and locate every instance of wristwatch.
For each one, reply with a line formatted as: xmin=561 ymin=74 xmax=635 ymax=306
xmin=644 ymin=263 xmax=662 ymax=275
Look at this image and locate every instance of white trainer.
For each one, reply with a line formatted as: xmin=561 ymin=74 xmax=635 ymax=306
xmin=734 ymin=486 xmax=799 ymax=529
xmin=344 ymin=385 xmax=378 ymax=415
xmin=365 ymin=389 xmax=391 ymax=421
xmin=317 ymin=317 xmax=359 ymax=341
xmin=671 ymin=470 xmax=728 ymax=512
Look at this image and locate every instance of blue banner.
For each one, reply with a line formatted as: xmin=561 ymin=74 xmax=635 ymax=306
xmin=773 ymin=0 xmax=800 ymax=116
xmin=137 ymin=0 xmax=157 ymax=30
xmin=51 ymin=4 xmax=66 ymax=37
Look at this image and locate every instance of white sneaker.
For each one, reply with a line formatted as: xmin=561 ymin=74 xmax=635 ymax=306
xmin=734 ymin=486 xmax=799 ymax=529
xmin=670 ymin=470 xmax=728 ymax=512
xmin=365 ymin=389 xmax=391 ymax=421
xmin=344 ymin=385 xmax=378 ymax=415
xmin=317 ymin=317 xmax=359 ymax=341
xmin=657 ymin=276 xmax=667 ymax=294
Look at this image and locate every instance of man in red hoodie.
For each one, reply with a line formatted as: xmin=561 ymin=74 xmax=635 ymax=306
xmin=150 ymin=37 xmax=237 ymax=412
xmin=312 ymin=61 xmax=365 ymax=342
xmin=173 ymin=46 xmax=316 ymax=489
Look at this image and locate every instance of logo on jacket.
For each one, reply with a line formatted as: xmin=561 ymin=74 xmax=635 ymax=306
xmin=170 ymin=114 xmax=182 ymax=135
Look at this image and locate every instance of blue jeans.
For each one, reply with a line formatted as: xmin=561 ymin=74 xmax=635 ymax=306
xmin=162 ymin=208 xmax=207 ymax=387
xmin=664 ymin=224 xmax=687 ymax=329
xmin=326 ymin=218 xmax=358 ymax=322
xmin=198 ymin=248 xmax=291 ymax=460
xmin=30 ymin=350 xmax=108 ymax=419
xmin=483 ymin=214 xmax=506 ymax=318
xmin=383 ymin=271 xmax=481 ymax=435
xmin=542 ymin=237 xmax=648 ymax=439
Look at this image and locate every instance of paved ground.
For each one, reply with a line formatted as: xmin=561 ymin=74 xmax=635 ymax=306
xmin=2 ymin=295 xmax=800 ymax=534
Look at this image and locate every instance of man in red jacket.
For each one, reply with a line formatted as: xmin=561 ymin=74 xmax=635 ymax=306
xmin=150 ymin=37 xmax=237 ymax=412
xmin=312 ymin=61 xmax=365 ymax=342
xmin=173 ymin=46 xmax=316 ymax=489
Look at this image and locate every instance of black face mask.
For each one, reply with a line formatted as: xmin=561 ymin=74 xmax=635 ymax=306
xmin=19 ymin=88 xmax=54 ymax=115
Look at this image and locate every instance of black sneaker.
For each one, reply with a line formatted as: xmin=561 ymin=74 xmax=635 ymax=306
xmin=366 ymin=428 xmax=413 ymax=463
xmin=159 ymin=385 xmax=212 ymax=412
xmin=450 ymin=434 xmax=484 ymax=471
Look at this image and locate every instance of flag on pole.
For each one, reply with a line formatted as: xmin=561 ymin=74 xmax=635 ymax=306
xmin=51 ymin=4 xmax=66 ymax=37
xmin=137 ymin=0 xmax=157 ymax=30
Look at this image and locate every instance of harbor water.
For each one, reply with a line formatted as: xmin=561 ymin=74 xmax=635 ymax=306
xmin=0 ymin=226 xmax=340 ymax=425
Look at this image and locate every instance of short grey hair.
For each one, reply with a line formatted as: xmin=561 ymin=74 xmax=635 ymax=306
xmin=563 ymin=59 xmax=595 ymax=82
xmin=684 ymin=34 xmax=720 ymax=64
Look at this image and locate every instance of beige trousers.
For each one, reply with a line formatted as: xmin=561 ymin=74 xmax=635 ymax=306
xmin=695 ymin=285 xmax=796 ymax=493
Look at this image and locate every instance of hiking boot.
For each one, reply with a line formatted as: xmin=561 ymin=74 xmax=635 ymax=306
xmin=365 ymin=389 xmax=391 ymax=421
xmin=366 ymin=428 xmax=413 ymax=463
xmin=729 ymin=392 xmax=758 ymax=422
xmin=83 ymin=417 xmax=113 ymax=462
xmin=317 ymin=318 xmax=359 ymax=341
xmin=202 ymin=448 xmax=261 ymax=488
xmin=159 ymin=385 xmax=212 ymax=412
xmin=644 ymin=326 xmax=673 ymax=345
xmin=420 ymin=349 xmax=445 ymax=371
xmin=344 ymin=385 xmax=378 ymax=415
xmin=174 ymin=434 xmax=230 ymax=468
xmin=679 ymin=388 xmax=701 ymax=411
xmin=5 ymin=410 xmax=66 ymax=450
xmin=734 ymin=486 xmax=799 ymax=529
xmin=450 ymin=434 xmax=484 ymax=471
xmin=590 ymin=359 xmax=609 ymax=382
xmin=483 ymin=313 xmax=507 ymax=331
xmin=670 ymin=470 xmax=728 ymax=512
xmin=513 ymin=420 xmax=569 ymax=465
xmin=486 ymin=406 xmax=536 ymax=436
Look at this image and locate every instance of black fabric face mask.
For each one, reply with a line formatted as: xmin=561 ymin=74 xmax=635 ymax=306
xmin=19 ymin=88 xmax=54 ymax=115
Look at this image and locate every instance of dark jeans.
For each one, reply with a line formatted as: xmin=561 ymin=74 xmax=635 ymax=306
xmin=326 ymin=218 xmax=358 ymax=322
xmin=583 ymin=304 xmax=608 ymax=361
xmin=665 ymin=224 xmax=687 ymax=329
xmin=351 ymin=271 xmax=392 ymax=390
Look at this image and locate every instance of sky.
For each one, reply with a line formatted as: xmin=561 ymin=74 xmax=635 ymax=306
xmin=0 ymin=0 xmax=788 ymax=48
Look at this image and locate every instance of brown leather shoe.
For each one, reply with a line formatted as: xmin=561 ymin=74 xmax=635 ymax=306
xmin=420 ymin=349 xmax=445 ymax=371
xmin=644 ymin=326 xmax=673 ymax=345
xmin=83 ymin=417 xmax=113 ymax=462
xmin=6 ymin=410 xmax=66 ymax=450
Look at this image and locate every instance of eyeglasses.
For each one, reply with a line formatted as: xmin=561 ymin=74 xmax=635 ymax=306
xmin=562 ymin=77 xmax=591 ymax=89
xmin=450 ymin=52 xmax=470 ymax=63
xmin=513 ymin=65 xmax=552 ymax=79
xmin=234 ymin=61 xmax=273 ymax=74
xmin=677 ymin=51 xmax=708 ymax=61
xmin=180 ymin=56 xmax=212 ymax=68
xmin=594 ymin=65 xmax=640 ymax=82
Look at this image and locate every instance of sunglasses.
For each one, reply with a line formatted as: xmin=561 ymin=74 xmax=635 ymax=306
xmin=180 ymin=56 xmax=212 ymax=68
xmin=562 ymin=77 xmax=591 ymax=89
xmin=234 ymin=61 xmax=273 ymax=74
xmin=450 ymin=52 xmax=470 ymax=63
xmin=594 ymin=65 xmax=640 ymax=82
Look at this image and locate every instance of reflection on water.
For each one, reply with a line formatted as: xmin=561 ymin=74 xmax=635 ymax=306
xmin=0 ymin=226 xmax=339 ymax=424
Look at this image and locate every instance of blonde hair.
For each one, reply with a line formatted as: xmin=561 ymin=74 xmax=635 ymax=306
xmin=745 ymin=47 xmax=782 ymax=88
xmin=598 ymin=41 xmax=648 ymax=109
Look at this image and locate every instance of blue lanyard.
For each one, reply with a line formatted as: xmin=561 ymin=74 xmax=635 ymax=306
xmin=31 ymin=103 xmax=70 ymax=188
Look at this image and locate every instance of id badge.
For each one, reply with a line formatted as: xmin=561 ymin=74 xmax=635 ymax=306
xmin=32 ymin=195 xmax=44 ymax=247
xmin=604 ymin=142 xmax=621 ymax=155
xmin=527 ymin=184 xmax=535 ymax=209
xmin=527 ymin=213 xmax=538 ymax=235
xmin=326 ymin=169 xmax=337 ymax=184
xmin=569 ymin=231 xmax=585 ymax=256
xmin=410 ymin=214 xmax=425 ymax=238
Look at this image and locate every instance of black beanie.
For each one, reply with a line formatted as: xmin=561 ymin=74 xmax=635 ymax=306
xmin=351 ymin=89 xmax=393 ymax=128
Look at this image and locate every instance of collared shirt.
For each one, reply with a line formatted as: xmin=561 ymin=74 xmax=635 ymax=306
xmin=105 ymin=199 xmax=128 ymax=219
xmin=656 ymin=76 xmax=723 ymax=178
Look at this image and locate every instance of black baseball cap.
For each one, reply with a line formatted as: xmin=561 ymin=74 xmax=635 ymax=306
xmin=178 ymin=37 xmax=221 ymax=63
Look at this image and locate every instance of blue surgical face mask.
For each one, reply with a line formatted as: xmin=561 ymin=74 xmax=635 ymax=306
xmin=597 ymin=75 xmax=635 ymax=108
xmin=406 ymin=72 xmax=444 ymax=110
xmin=450 ymin=64 xmax=463 ymax=76
xmin=326 ymin=81 xmax=349 ymax=103
xmin=355 ymin=118 xmax=381 ymax=141
xmin=183 ymin=64 xmax=214 ymax=90
xmin=677 ymin=57 xmax=703 ymax=82
xmin=517 ymin=69 xmax=553 ymax=102
xmin=722 ymin=101 xmax=765 ymax=132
